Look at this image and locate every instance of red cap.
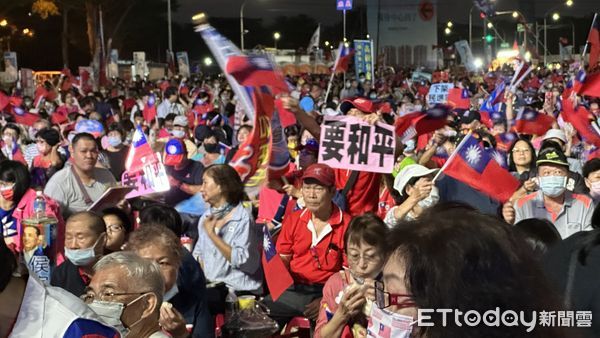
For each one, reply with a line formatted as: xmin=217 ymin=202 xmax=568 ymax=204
xmin=302 ymin=163 xmax=335 ymax=187
xmin=339 ymin=97 xmax=376 ymax=115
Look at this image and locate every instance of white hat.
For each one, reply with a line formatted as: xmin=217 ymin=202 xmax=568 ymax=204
xmin=393 ymin=164 xmax=438 ymax=196
xmin=542 ymin=129 xmax=567 ymax=144
xmin=173 ymin=115 xmax=188 ymax=127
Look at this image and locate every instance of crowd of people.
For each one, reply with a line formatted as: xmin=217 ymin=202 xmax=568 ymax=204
xmin=1 ymin=54 xmax=600 ymax=338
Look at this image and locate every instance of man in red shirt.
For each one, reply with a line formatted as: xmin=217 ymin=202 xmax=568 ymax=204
xmin=264 ymin=163 xmax=351 ymax=327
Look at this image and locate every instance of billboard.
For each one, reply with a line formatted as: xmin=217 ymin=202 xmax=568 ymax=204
xmin=367 ymin=0 xmax=438 ymax=69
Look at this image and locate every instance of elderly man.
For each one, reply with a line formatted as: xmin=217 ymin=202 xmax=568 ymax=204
xmin=85 ymin=251 xmax=168 ymax=338
xmin=51 ymin=211 xmax=106 ymax=297
xmin=503 ymin=148 xmax=595 ymax=238
xmin=264 ymin=163 xmax=351 ymax=327
xmin=44 ymin=132 xmax=116 ymax=218
xmin=171 ymin=115 xmax=197 ymax=158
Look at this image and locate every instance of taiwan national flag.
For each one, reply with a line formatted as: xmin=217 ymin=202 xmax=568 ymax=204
xmin=442 ymin=134 xmax=520 ymax=203
xmin=261 ymin=225 xmax=293 ymax=301
xmin=143 ymin=94 xmax=157 ymax=123
xmin=513 ymin=107 xmax=554 ymax=135
xmin=125 ymin=126 xmax=157 ymax=172
xmin=10 ymin=106 xmax=39 ymax=126
xmin=447 ymin=88 xmax=470 ymax=110
xmin=394 ymin=104 xmax=450 ymax=142
xmin=587 ymin=13 xmax=599 ymax=70
xmin=562 ymin=97 xmax=600 ymax=147
xmin=226 ymin=55 xmax=289 ymax=94
xmin=495 ymin=132 xmax=518 ymax=152
xmin=333 ymin=42 xmax=355 ymax=73
xmin=579 ymin=71 xmax=600 ymax=98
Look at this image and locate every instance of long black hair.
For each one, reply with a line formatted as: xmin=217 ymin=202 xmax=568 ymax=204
xmin=507 ymin=136 xmax=537 ymax=175
xmin=0 ymin=160 xmax=31 ymax=204
xmin=386 ymin=204 xmax=566 ymax=338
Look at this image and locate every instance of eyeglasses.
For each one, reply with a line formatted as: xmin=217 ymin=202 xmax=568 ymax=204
xmin=347 ymin=252 xmax=380 ymax=265
xmin=106 ymin=224 xmax=123 ymax=232
xmin=309 ymin=246 xmax=322 ymax=270
xmin=80 ymin=289 xmax=151 ymax=304
xmin=374 ymin=280 xmax=416 ymax=309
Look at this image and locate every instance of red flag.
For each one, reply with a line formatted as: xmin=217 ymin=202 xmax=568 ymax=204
xmin=587 ymin=14 xmax=600 ymax=70
xmin=442 ymin=134 xmax=520 ymax=203
xmin=33 ymin=86 xmax=49 ymax=109
xmin=0 ymin=92 xmax=9 ymax=111
xmin=143 ymin=94 xmax=157 ymax=123
xmin=562 ymin=98 xmax=600 ymax=147
xmin=226 ymin=55 xmax=289 ymax=94
xmin=61 ymin=68 xmax=74 ymax=92
xmin=395 ymin=105 xmax=450 ymax=142
xmin=332 ymin=43 xmax=355 ymax=73
xmin=10 ymin=106 xmax=39 ymax=126
xmin=275 ymin=98 xmax=296 ymax=128
xmin=447 ymin=88 xmax=470 ymax=110
xmin=580 ymin=71 xmax=600 ymax=98
xmin=125 ymin=126 xmax=157 ymax=172
xmin=261 ymin=225 xmax=293 ymax=301
xmin=512 ymin=108 xmax=554 ymax=135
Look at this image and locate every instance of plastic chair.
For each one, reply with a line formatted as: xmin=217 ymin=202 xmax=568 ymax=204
xmin=214 ymin=313 xmax=225 ymax=337
xmin=274 ymin=316 xmax=311 ymax=338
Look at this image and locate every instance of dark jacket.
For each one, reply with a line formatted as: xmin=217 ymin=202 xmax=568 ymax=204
xmin=50 ymin=259 xmax=88 ymax=298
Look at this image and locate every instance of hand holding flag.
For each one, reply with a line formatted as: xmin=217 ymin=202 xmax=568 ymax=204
xmin=261 ymin=225 xmax=293 ymax=301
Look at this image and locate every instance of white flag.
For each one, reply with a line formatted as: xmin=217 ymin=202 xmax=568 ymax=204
xmin=307 ymin=24 xmax=320 ymax=52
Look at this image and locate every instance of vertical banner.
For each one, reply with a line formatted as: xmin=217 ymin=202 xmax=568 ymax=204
xmin=79 ymin=66 xmax=94 ymax=94
xmin=108 ymin=49 xmax=119 ymax=78
xmin=367 ymin=0 xmax=438 ymax=68
xmin=354 ymin=40 xmax=375 ymax=82
xmin=336 ymin=0 xmax=353 ymax=10
xmin=3 ymin=52 xmax=18 ymax=82
xmin=133 ymin=51 xmax=146 ymax=78
xmin=176 ymin=51 xmax=191 ymax=78
xmin=318 ymin=115 xmax=396 ymax=174
xmin=20 ymin=69 xmax=34 ymax=97
xmin=454 ymin=40 xmax=476 ymax=72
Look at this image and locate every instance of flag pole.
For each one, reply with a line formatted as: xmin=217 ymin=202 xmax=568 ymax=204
xmin=581 ymin=13 xmax=598 ymax=63
xmin=432 ymin=131 xmax=472 ymax=183
xmin=324 ymin=43 xmax=343 ymax=103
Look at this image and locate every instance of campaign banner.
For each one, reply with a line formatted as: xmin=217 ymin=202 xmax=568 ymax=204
xmin=318 ymin=116 xmax=396 ymax=174
xmin=108 ymin=49 xmax=119 ymax=78
xmin=454 ymin=40 xmax=476 ymax=72
xmin=367 ymin=0 xmax=438 ymax=68
xmin=3 ymin=52 xmax=18 ymax=82
xmin=20 ymin=69 xmax=34 ymax=97
xmin=354 ymin=40 xmax=374 ymax=82
xmin=122 ymin=159 xmax=170 ymax=199
xmin=412 ymin=70 xmax=432 ymax=82
xmin=133 ymin=51 xmax=146 ymax=78
xmin=427 ymin=83 xmax=454 ymax=104
xmin=176 ymin=51 xmax=191 ymax=78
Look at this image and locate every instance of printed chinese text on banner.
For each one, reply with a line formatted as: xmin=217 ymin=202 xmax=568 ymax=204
xmin=318 ymin=116 xmax=396 ymax=174
xmin=354 ymin=40 xmax=374 ymax=82
xmin=427 ymin=83 xmax=454 ymax=105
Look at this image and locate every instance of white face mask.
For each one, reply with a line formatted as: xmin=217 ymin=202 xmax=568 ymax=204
xmin=88 ymin=294 xmax=147 ymax=337
xmin=368 ymin=305 xmax=414 ymax=338
xmin=164 ymin=285 xmax=179 ymax=301
xmin=171 ymin=129 xmax=186 ymax=139
xmin=418 ymin=186 xmax=440 ymax=209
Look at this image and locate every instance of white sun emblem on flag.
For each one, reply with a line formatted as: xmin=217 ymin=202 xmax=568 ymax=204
xmin=465 ymin=145 xmax=481 ymax=165
xmin=524 ymin=111 xmax=535 ymax=120
xmin=251 ymin=57 xmax=271 ymax=69
xmin=263 ymin=234 xmax=271 ymax=252
xmin=492 ymin=151 xmax=505 ymax=166
xmin=132 ymin=131 xmax=142 ymax=143
xmin=167 ymin=145 xmax=178 ymax=154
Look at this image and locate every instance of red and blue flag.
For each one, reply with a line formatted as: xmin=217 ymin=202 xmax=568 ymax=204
xmin=261 ymin=225 xmax=293 ymax=301
xmin=513 ymin=107 xmax=554 ymax=136
xmin=226 ymin=55 xmax=289 ymax=94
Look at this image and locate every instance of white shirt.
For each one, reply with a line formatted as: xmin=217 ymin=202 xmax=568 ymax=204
xmin=306 ymin=218 xmax=332 ymax=247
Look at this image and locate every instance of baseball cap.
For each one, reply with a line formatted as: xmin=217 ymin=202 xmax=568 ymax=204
xmin=460 ymin=110 xmax=481 ymax=125
xmin=173 ymin=115 xmax=188 ymax=127
xmin=164 ymin=138 xmax=187 ymax=166
xmin=536 ymin=148 xmax=568 ymax=167
xmin=75 ymin=119 xmax=104 ymax=138
xmin=339 ymin=97 xmax=376 ymax=115
xmin=393 ymin=164 xmax=438 ymax=196
xmin=302 ymin=163 xmax=335 ymax=187
xmin=542 ymin=129 xmax=567 ymax=144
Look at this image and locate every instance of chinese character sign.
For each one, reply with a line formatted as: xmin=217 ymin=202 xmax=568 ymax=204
xmin=3 ymin=52 xmax=18 ymax=82
xmin=318 ymin=116 xmax=396 ymax=174
xmin=354 ymin=40 xmax=374 ymax=82
xmin=337 ymin=0 xmax=352 ymax=10
xmin=176 ymin=51 xmax=191 ymax=78
xmin=427 ymin=83 xmax=454 ymax=105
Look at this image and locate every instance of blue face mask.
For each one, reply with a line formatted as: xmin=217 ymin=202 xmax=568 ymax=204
xmin=65 ymin=236 xmax=102 ymax=266
xmin=539 ymin=175 xmax=567 ymax=197
xmin=107 ymin=136 xmax=122 ymax=147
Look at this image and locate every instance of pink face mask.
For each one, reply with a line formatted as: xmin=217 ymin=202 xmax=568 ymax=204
xmin=590 ymin=181 xmax=600 ymax=199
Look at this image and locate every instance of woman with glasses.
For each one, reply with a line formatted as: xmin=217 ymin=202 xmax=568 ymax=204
xmin=377 ymin=204 xmax=567 ymax=337
xmin=315 ymin=213 xmax=388 ymax=338
xmin=508 ymin=137 xmax=537 ymax=181
xmin=101 ymin=207 xmax=132 ymax=253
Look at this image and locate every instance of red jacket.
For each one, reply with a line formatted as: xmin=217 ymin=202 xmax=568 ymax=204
xmin=277 ymin=204 xmax=351 ymax=285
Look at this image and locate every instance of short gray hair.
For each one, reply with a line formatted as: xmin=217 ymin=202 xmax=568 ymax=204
xmin=94 ymin=251 xmax=164 ymax=304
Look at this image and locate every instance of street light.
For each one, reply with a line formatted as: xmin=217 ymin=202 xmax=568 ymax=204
xmin=0 ymin=19 xmax=7 ymax=27
xmin=203 ymin=57 xmax=213 ymax=66
xmin=273 ymin=31 xmax=280 ymax=49
xmin=22 ymin=28 xmax=30 ymax=35
xmin=543 ymin=0 xmax=574 ymax=65
xmin=444 ymin=27 xmax=451 ymax=35
xmin=566 ymin=0 xmax=573 ymax=6
xmin=447 ymin=21 xmax=453 ymax=28
xmin=512 ymin=11 xmax=519 ymax=18
xmin=487 ymin=22 xmax=493 ymax=29
xmin=552 ymin=13 xmax=560 ymax=21
xmin=324 ymin=41 xmax=330 ymax=47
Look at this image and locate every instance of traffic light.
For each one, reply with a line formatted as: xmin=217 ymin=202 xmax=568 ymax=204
xmin=485 ymin=34 xmax=494 ymax=43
